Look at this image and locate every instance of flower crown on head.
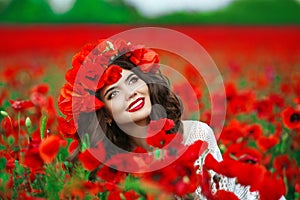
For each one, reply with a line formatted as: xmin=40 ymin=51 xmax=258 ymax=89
xmin=58 ymin=38 xmax=160 ymax=120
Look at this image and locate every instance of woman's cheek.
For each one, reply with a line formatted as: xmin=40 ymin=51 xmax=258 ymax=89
xmin=140 ymin=84 xmax=149 ymax=94
xmin=111 ymin=96 xmax=125 ymax=112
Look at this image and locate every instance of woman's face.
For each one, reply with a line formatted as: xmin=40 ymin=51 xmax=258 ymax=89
xmin=100 ymin=68 xmax=152 ymax=126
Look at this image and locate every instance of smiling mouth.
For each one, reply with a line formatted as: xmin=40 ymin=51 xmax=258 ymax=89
xmin=127 ymin=97 xmax=145 ymax=112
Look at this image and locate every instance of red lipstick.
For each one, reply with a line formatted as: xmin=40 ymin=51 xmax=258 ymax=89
xmin=127 ymin=97 xmax=145 ymax=112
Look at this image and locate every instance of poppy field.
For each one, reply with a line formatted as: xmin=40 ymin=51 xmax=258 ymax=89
xmin=0 ymin=25 xmax=300 ymax=199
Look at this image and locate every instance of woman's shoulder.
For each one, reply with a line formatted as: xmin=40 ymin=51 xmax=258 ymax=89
xmin=182 ymin=120 xmax=211 ymax=143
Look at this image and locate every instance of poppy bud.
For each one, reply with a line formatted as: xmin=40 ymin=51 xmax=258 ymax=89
xmin=0 ymin=110 xmax=9 ymax=117
xmin=25 ymin=117 xmax=32 ymax=134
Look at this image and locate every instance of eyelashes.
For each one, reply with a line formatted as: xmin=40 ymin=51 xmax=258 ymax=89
xmin=107 ymin=76 xmax=139 ymax=100
xmin=108 ymin=90 xmax=119 ymax=99
xmin=128 ymin=76 xmax=138 ymax=85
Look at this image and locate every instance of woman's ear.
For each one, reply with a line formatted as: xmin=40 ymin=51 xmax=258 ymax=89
xmin=102 ymin=107 xmax=113 ymax=126
xmin=105 ymin=118 xmax=112 ymax=126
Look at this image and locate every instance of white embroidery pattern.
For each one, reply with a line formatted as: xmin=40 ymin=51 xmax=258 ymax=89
xmin=184 ymin=121 xmax=260 ymax=200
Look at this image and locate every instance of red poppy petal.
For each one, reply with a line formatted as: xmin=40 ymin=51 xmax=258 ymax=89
xmin=39 ymin=135 xmax=63 ymax=164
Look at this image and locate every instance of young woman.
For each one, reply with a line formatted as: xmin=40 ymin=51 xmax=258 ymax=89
xmin=58 ymin=38 xmax=260 ymax=199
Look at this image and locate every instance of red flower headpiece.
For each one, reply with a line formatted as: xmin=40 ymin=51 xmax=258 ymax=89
xmin=58 ymin=38 xmax=160 ymax=121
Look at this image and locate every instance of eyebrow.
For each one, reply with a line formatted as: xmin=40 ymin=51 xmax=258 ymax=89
xmin=103 ymin=86 xmax=116 ymax=98
xmin=125 ymin=72 xmax=135 ymax=82
xmin=103 ymin=72 xmax=135 ymax=98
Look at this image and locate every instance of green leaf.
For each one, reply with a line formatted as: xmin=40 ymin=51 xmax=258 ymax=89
xmin=7 ymin=135 xmax=15 ymax=146
xmin=0 ymin=157 xmax=6 ymax=170
xmin=45 ymin=163 xmax=66 ymax=199
xmin=14 ymin=160 xmax=24 ymax=175
xmin=40 ymin=115 xmax=47 ymax=140
xmin=0 ymin=145 xmax=5 ymax=151
xmin=124 ymin=175 xmax=146 ymax=195
xmin=81 ymin=133 xmax=90 ymax=151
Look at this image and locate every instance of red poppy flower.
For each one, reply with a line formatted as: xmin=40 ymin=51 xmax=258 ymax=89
xmin=198 ymin=166 xmax=213 ymax=199
xmin=31 ymin=83 xmax=49 ymax=95
xmin=245 ymin=124 xmax=262 ymax=140
xmin=129 ymin=48 xmax=160 ymax=73
xmin=253 ymin=98 xmax=274 ymax=119
xmin=82 ymin=181 xmax=104 ymax=196
xmin=173 ymin=82 xmax=200 ymax=112
xmin=170 ymin=163 xmax=200 ymax=196
xmin=294 ymin=97 xmax=300 ymax=104
xmin=295 ymin=184 xmax=300 ymax=195
xmin=76 ymin=61 xmax=104 ymax=91
xmin=107 ymin=191 xmax=122 ymax=200
xmin=219 ymin=119 xmax=246 ymax=144
xmin=204 ymin=154 xmax=266 ymax=192
xmin=146 ymin=118 xmax=175 ymax=148
xmin=209 ymin=155 xmax=266 ymax=191
xmin=273 ymin=155 xmax=291 ymax=173
xmin=114 ymin=38 xmax=133 ymax=54
xmin=58 ymin=83 xmax=104 ymax=119
xmin=64 ymin=179 xmax=105 ymax=199
xmin=269 ymin=93 xmax=284 ymax=108
xmin=59 ymin=38 xmax=161 ymax=116
xmin=78 ymin=141 xmax=105 ymax=171
xmin=99 ymin=65 xmax=122 ymax=87
xmin=124 ymin=190 xmax=140 ymax=200
xmin=24 ymin=139 xmax=44 ymax=170
xmin=281 ymin=83 xmax=293 ymax=94
xmin=223 ymin=143 xmax=262 ymax=164
xmin=105 ymin=153 xmax=141 ymax=172
xmin=273 ymin=155 xmax=299 ymax=183
xmin=282 ymin=107 xmax=300 ymax=129
xmin=180 ymin=140 xmax=207 ymax=163
xmin=96 ymin=165 xmax=126 ymax=184
xmin=257 ymin=135 xmax=279 ymax=151
xmin=104 ymin=181 xmax=119 ymax=191
xmin=65 ymin=65 xmax=80 ymax=85
xmin=213 ymin=190 xmax=239 ymax=200
xmin=291 ymin=133 xmax=300 ymax=150
xmin=225 ymin=82 xmax=238 ymax=100
xmin=182 ymin=64 xmax=204 ymax=99
xmin=233 ymin=162 xmax=266 ymax=192
xmin=147 ymin=118 xmax=174 ymax=135
xmin=140 ymin=140 xmax=204 ymax=197
xmin=133 ymin=146 xmax=147 ymax=153
xmin=57 ymin=117 xmax=77 ymax=137
xmin=227 ymin=89 xmax=255 ymax=115
xmin=68 ymin=139 xmax=79 ymax=154
xmin=72 ymin=44 xmax=95 ymax=69
xmin=257 ymin=172 xmax=286 ymax=200
xmin=39 ymin=135 xmax=66 ymax=164
xmin=94 ymin=40 xmax=118 ymax=60
xmin=274 ymin=122 xmax=283 ymax=137
xmin=9 ymin=99 xmax=34 ymax=111
xmin=30 ymin=91 xmax=48 ymax=108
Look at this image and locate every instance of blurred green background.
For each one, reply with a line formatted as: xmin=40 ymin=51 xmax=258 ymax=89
xmin=0 ymin=0 xmax=299 ymax=24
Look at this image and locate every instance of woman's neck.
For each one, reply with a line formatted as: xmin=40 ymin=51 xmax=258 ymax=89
xmin=118 ymin=122 xmax=152 ymax=151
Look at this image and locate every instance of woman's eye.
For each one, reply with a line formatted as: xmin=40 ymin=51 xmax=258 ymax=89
xmin=108 ymin=91 xmax=119 ymax=99
xmin=129 ymin=77 xmax=138 ymax=85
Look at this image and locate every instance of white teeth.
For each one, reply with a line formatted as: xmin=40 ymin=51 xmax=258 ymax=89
xmin=130 ymin=99 xmax=143 ymax=110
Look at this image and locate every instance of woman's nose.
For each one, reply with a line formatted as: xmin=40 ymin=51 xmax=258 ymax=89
xmin=125 ymin=87 xmax=137 ymax=100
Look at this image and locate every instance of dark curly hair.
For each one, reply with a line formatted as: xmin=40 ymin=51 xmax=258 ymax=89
xmin=70 ymin=55 xmax=183 ymax=161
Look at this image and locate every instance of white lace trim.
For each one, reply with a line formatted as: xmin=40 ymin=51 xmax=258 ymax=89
xmin=183 ymin=120 xmax=222 ymax=162
xmin=183 ymin=120 xmax=261 ymax=200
